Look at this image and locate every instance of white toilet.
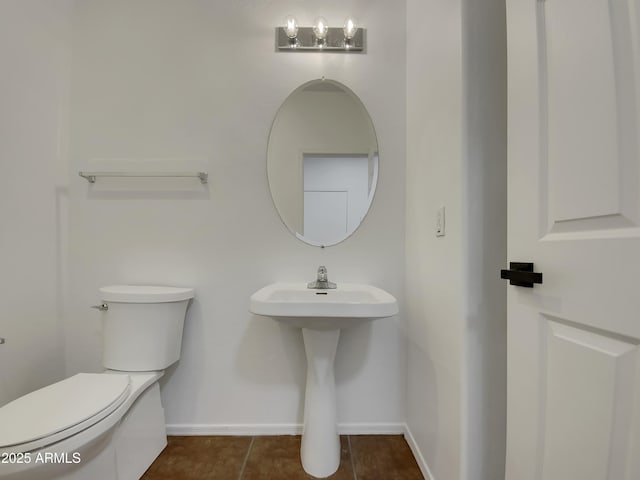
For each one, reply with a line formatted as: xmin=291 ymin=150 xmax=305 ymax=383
xmin=0 ymin=285 xmax=194 ymax=480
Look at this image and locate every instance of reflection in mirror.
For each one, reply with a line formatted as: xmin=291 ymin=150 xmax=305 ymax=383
xmin=267 ymin=79 xmax=378 ymax=247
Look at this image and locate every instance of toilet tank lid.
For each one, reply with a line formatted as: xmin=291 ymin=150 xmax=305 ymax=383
xmin=100 ymin=285 xmax=195 ymax=303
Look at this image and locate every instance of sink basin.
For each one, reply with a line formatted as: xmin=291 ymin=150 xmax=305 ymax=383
xmin=249 ymin=282 xmax=398 ymax=478
xmin=249 ymin=282 xmax=398 ymax=329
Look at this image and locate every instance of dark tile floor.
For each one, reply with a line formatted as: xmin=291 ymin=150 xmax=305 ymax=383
xmin=142 ymin=435 xmax=424 ymax=480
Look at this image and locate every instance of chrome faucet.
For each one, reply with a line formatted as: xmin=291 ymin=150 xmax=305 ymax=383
xmin=307 ymin=265 xmax=337 ymax=289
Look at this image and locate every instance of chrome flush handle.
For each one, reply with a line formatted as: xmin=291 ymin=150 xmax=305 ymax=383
xmin=91 ymin=303 xmax=109 ymax=312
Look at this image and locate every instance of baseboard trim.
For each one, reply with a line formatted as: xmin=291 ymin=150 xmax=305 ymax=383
xmin=166 ymin=422 xmax=406 ymax=437
xmin=403 ymin=424 xmax=435 ymax=480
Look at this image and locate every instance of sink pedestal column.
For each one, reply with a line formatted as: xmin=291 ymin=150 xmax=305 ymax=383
xmin=300 ymin=328 xmax=341 ymax=478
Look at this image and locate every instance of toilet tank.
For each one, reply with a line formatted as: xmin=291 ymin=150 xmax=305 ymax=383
xmin=99 ymin=285 xmax=194 ymax=371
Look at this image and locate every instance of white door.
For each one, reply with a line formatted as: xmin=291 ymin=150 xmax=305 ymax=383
xmin=505 ymin=0 xmax=640 ymax=479
xmin=303 ymin=154 xmax=370 ymax=235
xmin=303 ymin=190 xmax=348 ymax=245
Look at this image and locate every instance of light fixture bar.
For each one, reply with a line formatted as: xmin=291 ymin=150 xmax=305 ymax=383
xmin=276 ymin=27 xmax=365 ymax=52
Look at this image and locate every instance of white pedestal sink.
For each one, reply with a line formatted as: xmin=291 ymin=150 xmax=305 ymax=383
xmin=249 ymin=283 xmax=398 ymax=478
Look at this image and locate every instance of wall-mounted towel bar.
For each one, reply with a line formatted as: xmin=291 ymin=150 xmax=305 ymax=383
xmin=78 ymin=171 xmax=208 ymax=184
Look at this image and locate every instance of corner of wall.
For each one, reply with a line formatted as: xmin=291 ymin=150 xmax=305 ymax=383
xmin=460 ymin=0 xmax=508 ymax=478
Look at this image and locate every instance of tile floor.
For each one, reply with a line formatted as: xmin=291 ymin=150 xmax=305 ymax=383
xmin=142 ymin=435 xmax=424 ymax=479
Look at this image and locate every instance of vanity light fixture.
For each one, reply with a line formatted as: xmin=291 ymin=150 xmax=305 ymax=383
xmin=343 ymin=17 xmax=358 ymax=40
xmin=284 ymin=15 xmax=299 ymax=44
xmin=276 ymin=15 xmax=365 ymax=52
xmin=312 ymin=17 xmax=329 ymax=44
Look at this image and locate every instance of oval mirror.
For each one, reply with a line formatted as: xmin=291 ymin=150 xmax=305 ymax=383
xmin=267 ymin=79 xmax=379 ymax=247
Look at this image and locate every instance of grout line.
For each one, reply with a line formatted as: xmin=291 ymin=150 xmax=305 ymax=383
xmin=238 ymin=436 xmax=255 ymax=480
xmin=348 ymin=435 xmax=358 ymax=480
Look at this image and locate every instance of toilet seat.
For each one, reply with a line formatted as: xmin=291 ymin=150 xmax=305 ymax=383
xmin=0 ymin=373 xmax=130 ymax=453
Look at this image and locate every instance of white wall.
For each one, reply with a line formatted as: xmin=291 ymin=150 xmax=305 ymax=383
xmin=66 ymin=0 xmax=406 ymax=434
xmin=405 ymin=0 xmax=507 ymax=479
xmin=0 ymin=0 xmax=71 ymax=406
xmin=405 ymin=0 xmax=464 ymax=478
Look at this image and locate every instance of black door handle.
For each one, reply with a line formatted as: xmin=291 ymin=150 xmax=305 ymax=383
xmin=500 ymin=262 xmax=543 ymax=288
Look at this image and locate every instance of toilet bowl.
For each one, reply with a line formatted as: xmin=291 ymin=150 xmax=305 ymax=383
xmin=0 ymin=285 xmax=194 ymax=480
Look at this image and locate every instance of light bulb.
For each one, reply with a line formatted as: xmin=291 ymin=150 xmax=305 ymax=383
xmin=312 ymin=17 xmax=329 ymax=40
xmin=343 ymin=16 xmax=358 ymax=40
xmin=284 ymin=15 xmax=299 ymax=39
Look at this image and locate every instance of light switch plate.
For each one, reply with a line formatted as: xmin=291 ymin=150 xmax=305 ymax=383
xmin=436 ymin=206 xmax=445 ymax=237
